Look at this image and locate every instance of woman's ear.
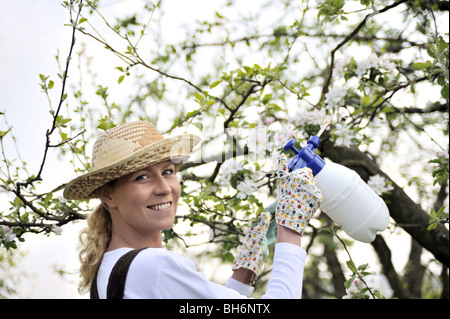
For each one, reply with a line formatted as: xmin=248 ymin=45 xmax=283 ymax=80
xmin=98 ymin=185 xmax=117 ymax=209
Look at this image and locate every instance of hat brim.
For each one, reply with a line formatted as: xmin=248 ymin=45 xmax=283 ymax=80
xmin=63 ymin=134 xmax=201 ymax=200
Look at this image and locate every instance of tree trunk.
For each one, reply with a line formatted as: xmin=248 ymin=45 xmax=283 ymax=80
xmin=323 ymin=233 xmax=347 ymax=297
xmin=371 ymin=235 xmax=411 ymax=298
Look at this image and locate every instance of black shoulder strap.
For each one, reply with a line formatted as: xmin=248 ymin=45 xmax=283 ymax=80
xmin=90 ymin=268 xmax=100 ymax=299
xmin=90 ymin=247 xmax=148 ymax=299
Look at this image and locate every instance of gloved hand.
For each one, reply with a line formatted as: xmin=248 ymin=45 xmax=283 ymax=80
xmin=275 ymin=154 xmax=322 ymax=235
xmin=232 ymin=211 xmax=272 ymax=277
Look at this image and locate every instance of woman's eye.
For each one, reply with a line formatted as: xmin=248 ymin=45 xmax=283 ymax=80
xmin=135 ymin=174 xmax=149 ymax=181
xmin=163 ymin=169 xmax=174 ymax=176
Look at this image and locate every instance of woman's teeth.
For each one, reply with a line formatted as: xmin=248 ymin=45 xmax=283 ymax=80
xmin=148 ymin=203 xmax=171 ymax=210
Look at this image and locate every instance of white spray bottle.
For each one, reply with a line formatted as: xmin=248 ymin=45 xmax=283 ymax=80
xmin=282 ymin=122 xmax=390 ymax=243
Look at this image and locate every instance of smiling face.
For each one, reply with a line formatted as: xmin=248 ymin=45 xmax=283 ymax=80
xmin=99 ymin=160 xmax=181 ymax=249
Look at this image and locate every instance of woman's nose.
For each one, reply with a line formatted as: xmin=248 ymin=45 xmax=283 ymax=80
xmin=152 ymin=176 xmax=171 ymax=195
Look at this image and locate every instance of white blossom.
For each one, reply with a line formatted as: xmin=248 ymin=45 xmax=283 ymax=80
xmin=335 ymin=55 xmax=352 ymax=77
xmin=52 ymin=225 xmax=63 ymax=236
xmin=355 ymin=53 xmax=379 ymax=77
xmin=219 ymin=160 xmax=244 ymax=185
xmin=378 ymin=56 xmax=396 ymax=73
xmin=222 ymin=160 xmax=244 ymax=176
xmin=57 ymin=195 xmax=67 ymax=204
xmin=271 ymin=124 xmax=301 ymax=151
xmin=355 ymin=53 xmax=397 ymax=78
xmin=266 ymin=118 xmax=275 ymax=125
xmin=367 ymin=174 xmax=394 ymax=195
xmin=309 ymin=108 xmax=331 ymax=126
xmin=236 ymin=179 xmax=258 ymax=199
xmin=295 ymin=108 xmax=330 ymax=127
xmin=280 ymin=125 xmax=300 ymax=142
xmin=436 ymin=150 xmax=449 ymax=159
xmin=0 ymin=226 xmax=16 ymax=243
xmin=324 ymin=86 xmax=347 ymax=111
xmin=342 ymin=278 xmax=366 ymax=299
xmin=332 ymin=122 xmax=354 ymax=147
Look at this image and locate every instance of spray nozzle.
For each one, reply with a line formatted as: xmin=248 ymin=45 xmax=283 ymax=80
xmin=283 ymin=120 xmax=331 ymax=175
xmin=283 ymin=138 xmax=300 ymax=154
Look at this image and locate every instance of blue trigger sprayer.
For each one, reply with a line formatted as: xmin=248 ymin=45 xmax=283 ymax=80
xmin=282 ymin=121 xmax=390 ymax=243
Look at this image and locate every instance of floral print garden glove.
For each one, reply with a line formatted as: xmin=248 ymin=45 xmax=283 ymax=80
xmin=275 ymin=154 xmax=323 ymax=235
xmin=232 ymin=212 xmax=272 ymax=277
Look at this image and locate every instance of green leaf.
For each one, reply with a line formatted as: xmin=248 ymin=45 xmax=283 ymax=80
xmin=223 ymin=252 xmax=235 ymax=263
xmin=427 ymin=44 xmax=438 ymax=59
xmin=346 ymin=260 xmax=358 ymax=274
xmin=373 ymin=290 xmax=383 ymax=299
xmin=192 ymin=122 xmax=203 ymax=131
xmin=262 ymin=93 xmax=272 ymax=105
xmin=162 ymin=229 xmax=175 ymax=242
xmin=97 ymin=118 xmax=116 ymax=131
xmin=194 ymin=92 xmax=204 ymax=102
xmin=186 ymin=109 xmax=200 ymax=118
xmin=381 ymin=106 xmax=394 ymax=113
xmin=441 ymin=84 xmax=449 ymax=100
xmin=358 ymin=263 xmax=369 ymax=271
xmin=210 ymin=80 xmax=221 ymax=89
xmin=13 ymin=196 xmax=24 ymax=207
xmin=344 ymin=275 xmax=356 ymax=289
xmin=118 ymin=75 xmax=125 ymax=84
xmin=430 ymin=208 xmax=437 ymax=219
xmin=44 ymin=192 xmax=53 ymax=204
xmin=0 ymin=128 xmax=11 ymax=139
xmin=361 ymin=94 xmax=371 ymax=107
xmin=436 ymin=36 xmax=447 ymax=53
xmin=412 ymin=62 xmax=428 ymax=70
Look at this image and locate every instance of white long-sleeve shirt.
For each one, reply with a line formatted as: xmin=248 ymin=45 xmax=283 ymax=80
xmin=95 ymin=242 xmax=306 ymax=299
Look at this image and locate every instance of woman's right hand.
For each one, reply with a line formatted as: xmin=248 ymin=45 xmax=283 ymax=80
xmin=275 ymin=154 xmax=322 ymax=236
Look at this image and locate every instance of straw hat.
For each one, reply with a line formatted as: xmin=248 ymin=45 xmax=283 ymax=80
xmin=63 ymin=121 xmax=201 ymax=200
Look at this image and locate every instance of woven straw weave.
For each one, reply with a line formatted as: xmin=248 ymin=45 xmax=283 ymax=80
xmin=63 ymin=121 xmax=200 ymax=200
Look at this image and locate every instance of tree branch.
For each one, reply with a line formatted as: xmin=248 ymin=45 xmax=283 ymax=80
xmin=396 ymin=102 xmax=449 ymax=114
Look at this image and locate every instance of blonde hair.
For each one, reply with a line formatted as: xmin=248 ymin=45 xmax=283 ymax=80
xmin=78 ymin=203 xmax=112 ymax=295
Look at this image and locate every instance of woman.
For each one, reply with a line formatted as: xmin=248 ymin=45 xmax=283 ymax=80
xmin=63 ymin=120 xmax=322 ymax=299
